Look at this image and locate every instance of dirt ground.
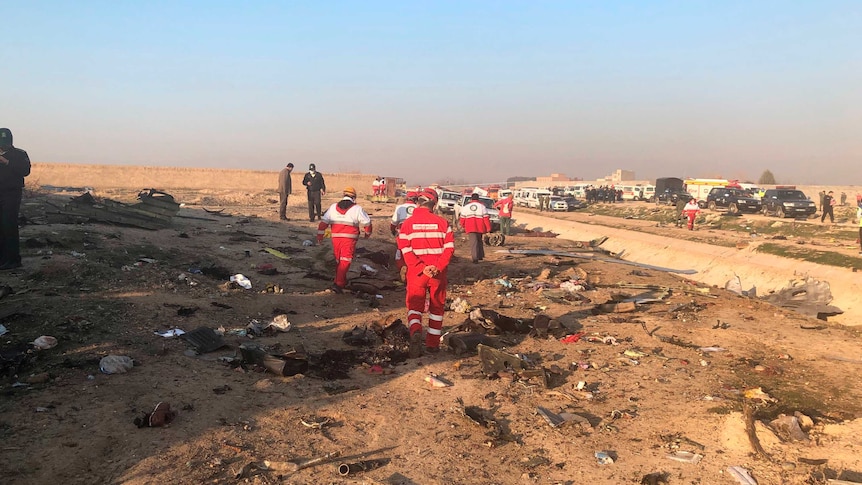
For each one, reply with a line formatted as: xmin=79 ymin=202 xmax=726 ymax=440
xmin=2 ymin=189 xmax=862 ymax=485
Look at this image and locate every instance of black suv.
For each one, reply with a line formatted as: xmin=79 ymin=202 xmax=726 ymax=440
xmin=761 ymin=189 xmax=816 ymax=218
xmin=656 ymin=188 xmax=690 ymax=205
xmin=705 ymin=187 xmax=762 ymax=214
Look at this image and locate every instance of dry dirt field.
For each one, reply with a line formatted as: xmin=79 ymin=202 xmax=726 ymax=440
xmin=2 ymin=172 xmax=862 ymax=485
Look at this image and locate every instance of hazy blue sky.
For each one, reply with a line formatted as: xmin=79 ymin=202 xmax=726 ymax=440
xmin=2 ymin=1 xmax=860 ymax=185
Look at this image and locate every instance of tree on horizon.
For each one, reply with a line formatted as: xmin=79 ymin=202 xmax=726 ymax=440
xmin=758 ymin=170 xmax=776 ymax=185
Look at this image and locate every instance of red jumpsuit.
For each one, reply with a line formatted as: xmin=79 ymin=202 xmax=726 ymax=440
xmin=397 ymin=206 xmax=455 ymax=349
xmin=317 ymin=198 xmax=372 ymax=289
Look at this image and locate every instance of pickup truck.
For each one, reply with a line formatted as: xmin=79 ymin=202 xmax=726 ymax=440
xmin=435 ymin=190 xmax=462 ymax=215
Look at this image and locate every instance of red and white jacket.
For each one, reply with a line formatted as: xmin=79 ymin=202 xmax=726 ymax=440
xmin=493 ymin=196 xmax=513 ymax=217
xmin=390 ymin=202 xmax=417 ymax=236
xmin=459 ymin=201 xmax=491 ymax=234
xmin=397 ymin=207 xmax=455 ymax=271
xmin=318 ymin=198 xmax=372 ymax=242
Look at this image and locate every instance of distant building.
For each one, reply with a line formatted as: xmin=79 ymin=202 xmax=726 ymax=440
xmin=535 ymin=173 xmax=574 ymax=185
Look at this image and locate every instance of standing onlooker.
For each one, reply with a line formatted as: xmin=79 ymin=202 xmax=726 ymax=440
xmin=819 ymin=191 xmax=826 ymax=212
xmin=674 ymin=197 xmax=688 ymax=227
xmin=821 ymin=191 xmax=835 ymax=223
xmin=372 ymin=177 xmax=380 ymax=196
xmin=683 ymin=197 xmax=700 ymax=230
xmin=303 ymin=163 xmax=326 ymax=222
xmin=397 ymin=188 xmax=455 ymax=357
xmin=493 ymin=192 xmax=514 ymax=236
xmin=857 ymin=201 xmax=862 ymax=255
xmin=391 ymin=191 xmax=419 ymax=281
xmin=277 ymin=163 xmax=294 ymax=220
xmin=316 ymin=187 xmax=372 ymax=293
xmin=0 ymin=128 xmax=30 ymax=271
xmin=379 ymin=177 xmax=387 ymax=198
xmin=840 ymin=192 xmax=847 ymax=206
xmin=459 ymin=193 xmax=491 ymax=264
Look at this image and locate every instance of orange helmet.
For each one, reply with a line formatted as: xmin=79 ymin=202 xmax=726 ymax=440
xmin=343 ymin=186 xmax=357 ymax=198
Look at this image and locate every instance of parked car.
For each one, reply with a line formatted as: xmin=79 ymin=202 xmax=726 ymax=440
xmin=549 ymin=196 xmax=569 ymax=212
xmin=453 ymin=195 xmax=500 ymax=231
xmin=435 ymin=190 xmax=462 ymax=214
xmin=563 ymin=196 xmax=587 ymax=211
xmin=705 ymin=187 xmax=762 ymax=214
xmin=761 ymin=189 xmax=816 ymax=218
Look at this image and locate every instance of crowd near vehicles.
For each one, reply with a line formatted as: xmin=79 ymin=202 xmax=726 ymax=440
xmin=761 ymin=188 xmax=817 ymax=218
xmin=705 ymin=187 xmax=762 ymax=214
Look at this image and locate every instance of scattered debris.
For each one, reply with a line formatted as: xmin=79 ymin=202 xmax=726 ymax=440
xmin=337 ymin=459 xmax=390 ymax=476
xmin=595 ymin=451 xmax=615 ymax=465
xmin=100 ymin=355 xmax=134 ymax=374
xmin=762 ymin=277 xmax=843 ymax=320
xmin=133 ymin=401 xmax=176 ymax=428
xmin=229 ymin=274 xmax=252 ymax=290
xmin=154 ymin=329 xmax=186 ymax=338
xmin=666 ymin=451 xmax=703 ymax=464
xmin=424 ymin=373 xmax=453 ymax=388
xmin=182 ymin=327 xmax=228 ymax=353
xmin=726 ymin=466 xmax=758 ymax=485
xmin=31 ymin=336 xmax=58 ymax=350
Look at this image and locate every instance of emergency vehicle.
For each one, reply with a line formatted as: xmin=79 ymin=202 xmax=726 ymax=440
xmin=684 ymin=179 xmax=731 ymax=207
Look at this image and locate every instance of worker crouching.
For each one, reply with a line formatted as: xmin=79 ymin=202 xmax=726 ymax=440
xmin=397 ymin=188 xmax=455 ymax=357
xmin=317 ymin=187 xmax=372 ymax=293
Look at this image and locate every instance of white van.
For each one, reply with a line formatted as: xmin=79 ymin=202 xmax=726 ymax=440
xmin=564 ymin=185 xmax=589 ymax=198
xmin=518 ymin=187 xmax=552 ymax=208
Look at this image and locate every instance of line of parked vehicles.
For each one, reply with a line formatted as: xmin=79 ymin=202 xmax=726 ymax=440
xmin=430 ymin=177 xmax=819 ymax=229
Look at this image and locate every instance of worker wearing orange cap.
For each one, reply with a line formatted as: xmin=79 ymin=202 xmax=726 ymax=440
xmin=317 ymin=186 xmax=372 ymax=293
xmin=391 ymin=191 xmax=420 ymax=280
xmin=397 ymin=188 xmax=455 ymax=357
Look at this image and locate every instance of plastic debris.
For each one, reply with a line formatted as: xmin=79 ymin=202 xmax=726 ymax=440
xmin=424 ymin=373 xmax=452 ymax=388
xmin=32 ymin=336 xmax=58 ymax=350
xmin=666 ymin=451 xmax=703 ymax=464
xmin=450 ymin=297 xmax=470 ymax=313
xmin=0 ymin=324 xmax=8 ymax=337
xmin=263 ymin=248 xmax=290 ymax=259
xmin=302 ymin=239 xmax=314 ymax=246
xmin=494 ymin=278 xmax=513 ymax=289
xmin=100 ymin=355 xmax=135 ymax=374
xmin=560 ymin=333 xmax=584 ymax=344
xmin=229 ymin=274 xmax=252 ymax=289
xmin=595 ymin=451 xmax=614 ymax=465
xmin=267 ymin=314 xmax=292 ymax=332
xmin=559 ymin=280 xmax=585 ymax=293
xmin=154 ymin=329 xmax=186 ymax=338
xmin=743 ymin=387 xmax=777 ymax=403
xmin=698 ymin=346 xmax=726 ymax=352
xmin=360 ymin=264 xmax=378 ymax=274
xmin=726 ymin=466 xmax=757 ymax=484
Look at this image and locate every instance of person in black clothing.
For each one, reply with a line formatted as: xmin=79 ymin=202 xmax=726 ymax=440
xmin=0 ymin=128 xmax=31 ymax=270
xmin=302 ymin=163 xmax=326 ymax=222
xmin=277 ymin=162 xmax=293 ymax=220
xmin=821 ymin=190 xmax=835 ymax=223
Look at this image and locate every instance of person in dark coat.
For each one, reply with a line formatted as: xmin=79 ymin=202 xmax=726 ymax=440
xmin=277 ymin=163 xmax=294 ymax=220
xmin=302 ymin=163 xmax=326 ymax=222
xmin=0 ymin=128 xmax=31 ymax=270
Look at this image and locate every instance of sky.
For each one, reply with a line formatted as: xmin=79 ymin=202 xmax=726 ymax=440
xmin=2 ymin=1 xmax=860 ymax=186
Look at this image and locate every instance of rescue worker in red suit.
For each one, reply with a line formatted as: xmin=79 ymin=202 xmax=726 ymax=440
xmin=459 ymin=193 xmax=491 ymax=264
xmin=317 ymin=187 xmax=372 ymax=293
xmin=390 ymin=191 xmax=419 ymax=281
xmin=492 ymin=192 xmax=514 ymax=236
xmin=683 ymin=197 xmax=700 ymax=231
xmin=397 ymin=188 xmax=455 ymax=357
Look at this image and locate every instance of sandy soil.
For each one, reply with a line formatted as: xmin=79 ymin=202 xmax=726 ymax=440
xmin=1 ymin=190 xmax=862 ymax=485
